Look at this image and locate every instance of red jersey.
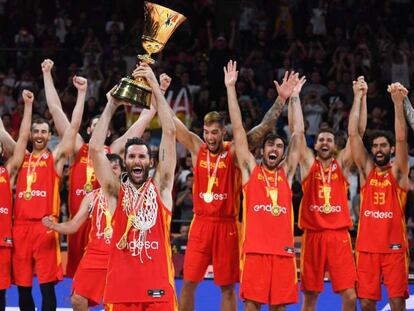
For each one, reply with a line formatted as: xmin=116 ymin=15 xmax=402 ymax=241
xmin=356 ymin=167 xmax=407 ymax=253
xmin=242 ymin=165 xmax=294 ymax=256
xmin=193 ymin=142 xmax=241 ymax=218
xmin=0 ymin=166 xmax=12 ymax=247
xmin=81 ymin=188 xmax=112 ymax=269
xmin=299 ymin=159 xmax=352 ymax=231
xmin=14 ymin=151 xmax=60 ymax=221
xmin=104 ymin=180 xmax=175 ymax=303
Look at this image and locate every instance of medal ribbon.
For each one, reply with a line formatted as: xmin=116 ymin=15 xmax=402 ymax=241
xmin=206 ymin=150 xmax=222 ymax=194
xmin=318 ymin=159 xmax=333 ymax=205
xmin=85 ymin=153 xmax=94 ymax=190
xmin=26 ymin=150 xmax=48 ymax=194
xmin=260 ymin=165 xmax=279 ymax=207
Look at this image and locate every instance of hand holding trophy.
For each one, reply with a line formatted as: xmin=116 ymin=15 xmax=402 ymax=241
xmin=111 ymin=2 xmax=186 ymax=108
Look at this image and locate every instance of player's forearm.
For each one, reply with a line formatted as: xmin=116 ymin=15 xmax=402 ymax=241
xmin=289 ymin=95 xmax=305 ymax=134
xmin=348 ymin=94 xmax=363 ymax=137
xmin=153 ymin=85 xmax=175 ymax=137
xmin=358 ymin=95 xmax=367 ymax=136
xmin=403 ymin=96 xmax=414 ymax=133
xmin=51 ymin=220 xmax=80 ymax=235
xmin=395 ymin=100 xmax=407 ymax=142
xmin=90 ymin=101 xmax=117 ymax=153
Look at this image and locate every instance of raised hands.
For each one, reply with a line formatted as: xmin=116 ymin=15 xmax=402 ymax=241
xmin=224 ymin=60 xmax=238 ymax=88
xmin=274 ymin=71 xmax=299 ymax=102
xmin=388 ymin=82 xmax=408 ymax=104
xmin=22 ymin=89 xmax=34 ymax=104
xmin=131 ymin=63 xmax=159 ymax=89
xmin=159 ymin=73 xmax=172 ymax=91
xmin=291 ymin=75 xmax=306 ymax=97
xmin=41 ymin=59 xmax=54 ymax=73
xmin=72 ymin=75 xmax=88 ymax=92
xmin=352 ymin=76 xmax=367 ymax=97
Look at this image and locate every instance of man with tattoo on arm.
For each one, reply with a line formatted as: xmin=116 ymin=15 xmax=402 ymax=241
xmin=225 ymin=60 xmax=304 ymax=310
xmin=90 ymin=63 xmax=178 ymax=310
xmin=0 ymin=90 xmax=33 ymax=311
xmin=349 ymin=82 xmax=410 ymax=311
xmin=176 ymin=68 xmax=298 ymax=311
xmin=41 ymin=59 xmax=170 ymax=277
xmin=296 ymin=76 xmax=368 ymax=311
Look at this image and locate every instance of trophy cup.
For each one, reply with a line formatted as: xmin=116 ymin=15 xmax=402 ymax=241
xmin=112 ymin=2 xmax=186 ymax=108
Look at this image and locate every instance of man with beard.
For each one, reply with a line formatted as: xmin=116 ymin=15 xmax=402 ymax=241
xmin=296 ymin=76 xmax=368 ymax=311
xmin=177 ymin=69 xmax=299 ymax=311
xmin=225 ymin=60 xmax=303 ymax=310
xmin=13 ymin=77 xmax=86 ymax=311
xmin=0 ymin=90 xmax=33 ymax=311
xmin=349 ymin=82 xmax=409 ymax=310
xmin=90 ymin=63 xmax=177 ymax=310
xmin=42 ymin=153 xmax=122 ymax=311
xmin=41 ymin=59 xmax=170 ymax=277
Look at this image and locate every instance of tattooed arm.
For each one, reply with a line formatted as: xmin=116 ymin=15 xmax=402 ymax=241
xmin=403 ymin=96 xmax=414 ymax=132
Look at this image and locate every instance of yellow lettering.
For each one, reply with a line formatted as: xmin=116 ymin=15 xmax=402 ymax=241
xmin=373 ymin=192 xmax=385 ymax=205
xmin=369 ymin=179 xmax=391 ymax=188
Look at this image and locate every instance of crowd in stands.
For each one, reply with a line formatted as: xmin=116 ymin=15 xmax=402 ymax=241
xmin=1 ymin=0 xmax=414 ymax=246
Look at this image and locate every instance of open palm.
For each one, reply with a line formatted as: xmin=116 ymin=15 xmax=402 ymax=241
xmin=224 ymin=60 xmax=238 ymax=87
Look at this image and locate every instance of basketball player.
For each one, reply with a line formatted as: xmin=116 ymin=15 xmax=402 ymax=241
xmin=0 ymin=90 xmax=33 ymax=311
xmin=42 ymin=153 xmax=122 ymax=310
xmin=296 ymin=76 xmax=368 ymax=311
xmin=41 ymin=59 xmax=170 ymax=277
xmin=12 ymin=76 xmax=86 ymax=311
xmin=225 ymin=60 xmax=304 ymax=310
xmin=176 ymin=68 xmax=299 ymax=311
xmin=349 ymin=82 xmax=409 ymax=310
xmin=90 ymin=62 xmax=177 ymax=310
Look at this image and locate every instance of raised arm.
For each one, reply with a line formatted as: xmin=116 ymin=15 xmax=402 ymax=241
xmin=110 ymin=73 xmax=172 ymax=155
xmin=348 ymin=78 xmax=372 ymax=181
xmin=7 ymin=90 xmax=33 ymax=183
xmin=403 ymin=95 xmax=414 ymax=132
xmin=89 ymin=91 xmax=122 ymax=206
xmin=42 ymin=192 xmax=92 ymax=234
xmin=224 ymin=60 xmax=256 ymax=182
xmin=246 ymin=71 xmax=297 ymax=149
xmin=0 ymin=116 xmax=16 ymax=157
xmin=53 ymin=76 xmax=87 ymax=176
xmin=389 ymin=83 xmax=409 ymax=188
xmin=133 ymin=63 xmax=176 ymax=211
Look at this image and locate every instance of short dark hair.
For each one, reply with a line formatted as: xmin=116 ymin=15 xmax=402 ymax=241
xmin=261 ymin=132 xmax=287 ymax=151
xmin=186 ymin=172 xmax=194 ymax=180
xmin=107 ymin=153 xmax=124 ymax=170
xmin=124 ymin=137 xmax=151 ymax=159
xmin=89 ymin=114 xmax=101 ymax=127
xmin=369 ymin=130 xmax=395 ymax=147
xmin=315 ymin=128 xmax=336 ymax=142
xmin=31 ymin=118 xmax=52 ymax=133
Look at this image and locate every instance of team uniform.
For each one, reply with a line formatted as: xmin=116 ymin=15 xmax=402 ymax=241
xmin=240 ymin=165 xmax=298 ymax=305
xmin=184 ymin=142 xmax=241 ymax=285
xmin=72 ymin=188 xmax=112 ymax=306
xmin=67 ymin=143 xmax=110 ymax=277
xmin=12 ymin=151 xmax=63 ymax=286
xmin=104 ymin=179 xmax=176 ymax=310
xmin=299 ymin=159 xmax=356 ymax=293
xmin=356 ymin=166 xmax=408 ymax=300
xmin=0 ymin=167 xmax=12 ymax=290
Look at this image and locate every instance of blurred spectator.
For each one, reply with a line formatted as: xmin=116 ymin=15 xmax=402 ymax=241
xmin=175 ymin=173 xmax=194 ymax=221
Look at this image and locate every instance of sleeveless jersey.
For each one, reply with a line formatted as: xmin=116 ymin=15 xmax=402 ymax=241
xmin=299 ymin=159 xmax=352 ymax=231
xmin=81 ymin=188 xmax=113 ymax=269
xmin=104 ymin=180 xmax=175 ymax=303
xmin=242 ymin=165 xmax=294 ymax=256
xmin=0 ymin=166 xmax=12 ymax=247
xmin=356 ymin=167 xmax=407 ymax=253
xmin=14 ymin=151 xmax=60 ymax=221
xmin=193 ymin=142 xmax=241 ymax=218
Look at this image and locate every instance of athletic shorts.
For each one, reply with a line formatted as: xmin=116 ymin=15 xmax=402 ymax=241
xmin=240 ymin=253 xmax=298 ymax=305
xmin=300 ymin=229 xmax=356 ymax=293
xmin=0 ymin=247 xmax=11 ymax=290
xmin=356 ymin=251 xmax=409 ymax=301
xmin=105 ymin=301 xmax=176 ymax=311
xmin=72 ymin=267 xmax=107 ymax=306
xmin=66 ymin=221 xmax=91 ymax=278
xmin=12 ymin=222 xmax=63 ymax=286
xmin=183 ymin=215 xmax=239 ymax=286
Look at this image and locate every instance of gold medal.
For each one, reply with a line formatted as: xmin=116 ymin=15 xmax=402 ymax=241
xmin=116 ymin=214 xmax=134 ymax=250
xmin=84 ymin=182 xmax=93 ymax=193
xmin=116 ymin=235 xmax=127 ymax=250
xmin=24 ymin=190 xmax=32 ymax=200
xmin=203 ymin=192 xmax=213 ymax=203
xmin=104 ymin=226 xmax=113 ymax=239
xmin=271 ymin=205 xmax=281 ymax=216
xmin=323 ymin=203 xmax=332 ymax=214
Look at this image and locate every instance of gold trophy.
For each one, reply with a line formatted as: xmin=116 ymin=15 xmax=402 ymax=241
xmin=112 ymin=2 xmax=186 ymax=108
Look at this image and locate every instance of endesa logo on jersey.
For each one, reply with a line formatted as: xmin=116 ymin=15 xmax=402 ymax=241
xmin=17 ymin=190 xmax=47 ymax=199
xmin=253 ymin=204 xmax=287 ymax=215
xmin=309 ymin=205 xmax=342 ymax=213
xmin=198 ymin=192 xmax=228 ymax=201
xmin=0 ymin=207 xmax=9 ymax=214
xmin=364 ymin=210 xmax=393 ymax=219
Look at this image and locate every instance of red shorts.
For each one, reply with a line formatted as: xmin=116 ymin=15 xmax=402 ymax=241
xmin=66 ymin=221 xmax=91 ymax=278
xmin=12 ymin=222 xmax=63 ymax=286
xmin=240 ymin=253 xmax=298 ymax=305
xmin=72 ymin=267 xmax=107 ymax=306
xmin=0 ymin=247 xmax=11 ymax=290
xmin=356 ymin=251 xmax=409 ymax=300
xmin=183 ymin=216 xmax=239 ymax=286
xmin=300 ymin=229 xmax=356 ymax=293
xmin=105 ymin=301 xmax=176 ymax=311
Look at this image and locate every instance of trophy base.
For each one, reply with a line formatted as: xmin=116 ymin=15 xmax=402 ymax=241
xmin=112 ymin=77 xmax=152 ymax=108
